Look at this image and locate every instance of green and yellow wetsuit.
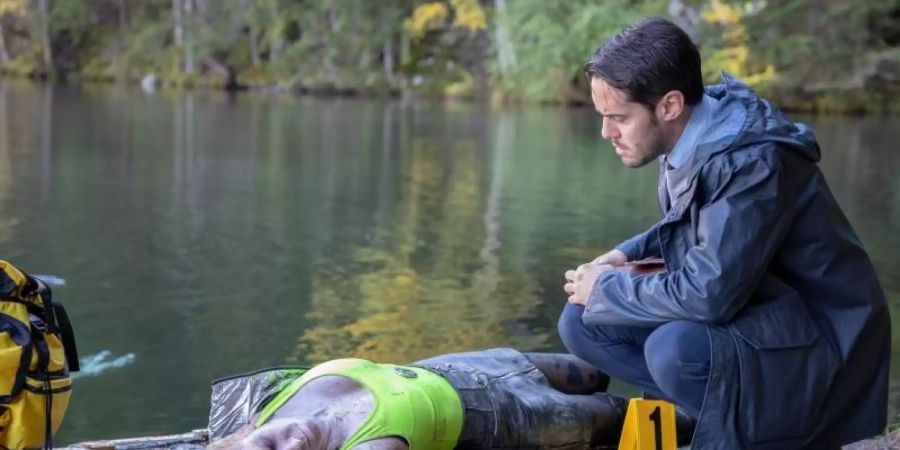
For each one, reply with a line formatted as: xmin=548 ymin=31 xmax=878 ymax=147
xmin=256 ymin=359 xmax=463 ymax=450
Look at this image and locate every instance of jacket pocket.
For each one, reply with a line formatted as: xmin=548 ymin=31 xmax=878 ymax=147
xmin=731 ymin=298 xmax=818 ymax=350
xmin=729 ymin=281 xmax=838 ymax=445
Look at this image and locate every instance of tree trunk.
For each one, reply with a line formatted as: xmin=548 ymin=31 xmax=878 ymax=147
xmin=173 ymin=0 xmax=183 ymax=71
xmin=183 ymin=0 xmax=195 ymax=73
xmin=0 ymin=24 xmax=10 ymax=64
xmin=117 ymin=0 xmax=129 ymax=76
xmin=383 ymin=39 xmax=394 ymax=82
xmin=667 ymin=0 xmax=701 ymax=43
xmin=249 ymin=21 xmax=261 ymax=67
xmin=329 ymin=8 xmax=338 ymax=33
xmin=118 ymin=0 xmax=129 ymax=28
xmin=173 ymin=0 xmax=195 ymax=74
xmin=267 ymin=0 xmax=282 ymax=63
xmin=493 ymin=0 xmax=517 ymax=75
xmin=38 ymin=0 xmax=52 ymax=72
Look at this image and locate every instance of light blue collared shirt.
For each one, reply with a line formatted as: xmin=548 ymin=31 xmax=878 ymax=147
xmin=668 ymin=93 xmax=717 ymax=168
xmin=663 ymin=94 xmax=718 ymax=204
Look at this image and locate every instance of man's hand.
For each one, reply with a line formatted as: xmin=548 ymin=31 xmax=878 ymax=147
xmin=591 ymin=249 xmax=628 ymax=266
xmin=564 ymin=263 xmax=616 ymax=306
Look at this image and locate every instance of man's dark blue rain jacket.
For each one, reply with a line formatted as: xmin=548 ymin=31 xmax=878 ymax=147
xmin=585 ymin=73 xmax=890 ymax=449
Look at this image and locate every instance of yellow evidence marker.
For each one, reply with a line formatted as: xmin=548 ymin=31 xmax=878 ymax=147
xmin=617 ymin=398 xmax=677 ymax=450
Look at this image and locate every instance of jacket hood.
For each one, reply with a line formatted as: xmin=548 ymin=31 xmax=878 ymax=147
xmin=696 ymin=72 xmax=821 ymax=163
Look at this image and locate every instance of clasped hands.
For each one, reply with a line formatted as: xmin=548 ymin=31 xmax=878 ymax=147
xmin=563 ymin=249 xmax=627 ymax=306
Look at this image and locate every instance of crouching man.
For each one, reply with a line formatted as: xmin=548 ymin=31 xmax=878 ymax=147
xmin=559 ymin=17 xmax=890 ymax=450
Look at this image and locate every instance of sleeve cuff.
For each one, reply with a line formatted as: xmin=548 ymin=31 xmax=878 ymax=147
xmin=615 ymin=243 xmax=639 ymax=262
xmin=585 ymin=270 xmax=620 ymax=316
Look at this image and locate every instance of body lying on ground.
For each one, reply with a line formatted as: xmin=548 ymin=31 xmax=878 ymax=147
xmin=206 ymin=347 xmax=694 ymax=450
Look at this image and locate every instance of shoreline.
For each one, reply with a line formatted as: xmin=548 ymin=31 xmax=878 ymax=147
xmin=2 ymin=71 xmax=897 ymax=117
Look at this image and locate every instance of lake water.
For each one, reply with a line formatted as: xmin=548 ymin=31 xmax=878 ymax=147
xmin=0 ymin=81 xmax=897 ymax=443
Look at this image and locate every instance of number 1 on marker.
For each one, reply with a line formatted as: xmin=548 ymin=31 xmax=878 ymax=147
xmin=617 ymin=399 xmax=677 ymax=450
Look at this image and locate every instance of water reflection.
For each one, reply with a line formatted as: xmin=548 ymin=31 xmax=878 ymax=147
xmin=813 ymin=117 xmax=900 ymax=291
xmin=293 ymin=113 xmax=550 ymax=363
xmin=0 ymin=82 xmax=896 ymax=441
xmin=0 ymin=83 xmax=14 ymax=243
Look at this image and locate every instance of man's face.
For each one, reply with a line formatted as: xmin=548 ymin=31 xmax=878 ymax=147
xmin=589 ymin=77 xmax=668 ymax=168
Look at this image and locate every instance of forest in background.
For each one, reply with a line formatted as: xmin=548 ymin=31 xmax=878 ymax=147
xmin=0 ymin=0 xmax=897 ymax=113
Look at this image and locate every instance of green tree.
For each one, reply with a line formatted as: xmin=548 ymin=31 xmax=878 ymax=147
xmin=705 ymin=0 xmax=899 ymax=86
xmin=0 ymin=0 xmax=27 ymax=63
xmin=401 ymin=0 xmax=489 ymax=95
xmin=495 ymin=0 xmax=664 ymax=103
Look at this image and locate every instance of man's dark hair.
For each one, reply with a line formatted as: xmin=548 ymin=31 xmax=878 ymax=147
xmin=585 ymin=17 xmax=703 ymax=110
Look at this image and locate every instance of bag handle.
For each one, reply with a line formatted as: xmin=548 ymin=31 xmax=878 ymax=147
xmin=50 ymin=303 xmax=79 ymax=373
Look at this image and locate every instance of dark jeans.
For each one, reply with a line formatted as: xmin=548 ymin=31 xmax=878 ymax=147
xmin=414 ymin=348 xmax=623 ymax=449
xmin=558 ymin=303 xmax=711 ymax=418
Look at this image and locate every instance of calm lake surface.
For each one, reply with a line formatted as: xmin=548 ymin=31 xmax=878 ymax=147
xmin=1 ymin=81 xmax=898 ymax=443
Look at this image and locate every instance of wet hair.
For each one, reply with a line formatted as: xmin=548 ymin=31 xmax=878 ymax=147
xmin=585 ymin=17 xmax=703 ymax=110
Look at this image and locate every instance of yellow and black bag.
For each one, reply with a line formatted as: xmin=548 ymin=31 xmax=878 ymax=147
xmin=0 ymin=261 xmax=78 ymax=449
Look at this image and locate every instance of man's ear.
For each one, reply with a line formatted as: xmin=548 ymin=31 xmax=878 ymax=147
xmin=656 ymin=90 xmax=686 ymax=123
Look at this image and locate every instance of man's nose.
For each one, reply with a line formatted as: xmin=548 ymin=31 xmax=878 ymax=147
xmin=600 ymin=118 xmax=617 ymax=140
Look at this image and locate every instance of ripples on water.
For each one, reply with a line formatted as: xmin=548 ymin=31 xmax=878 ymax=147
xmin=72 ymin=351 xmax=137 ymax=380
xmin=0 ymin=81 xmax=897 ymax=442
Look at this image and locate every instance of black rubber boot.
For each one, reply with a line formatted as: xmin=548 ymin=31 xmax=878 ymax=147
xmin=589 ymin=394 xmax=630 ymax=449
xmin=674 ymin=407 xmax=697 ymax=447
